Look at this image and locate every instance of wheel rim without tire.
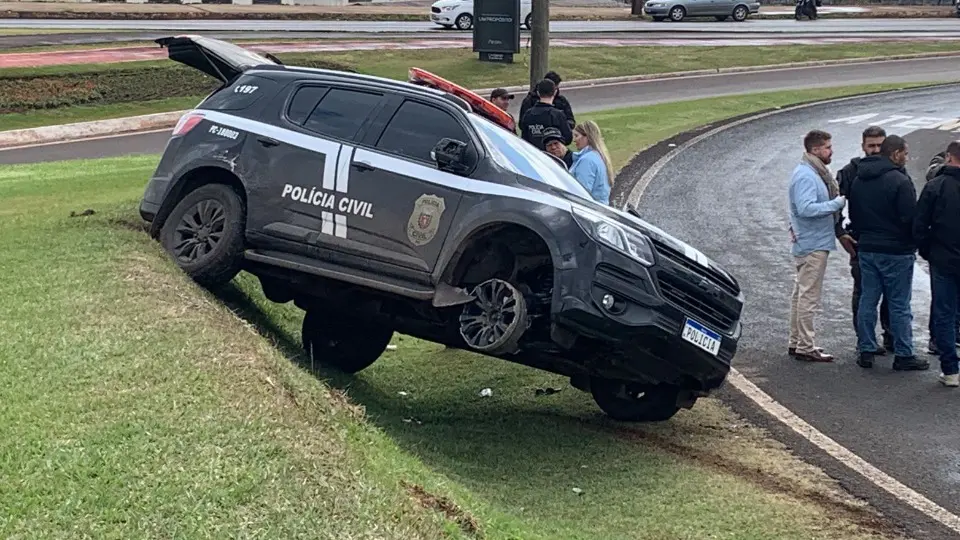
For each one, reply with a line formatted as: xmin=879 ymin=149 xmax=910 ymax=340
xmin=173 ymin=199 xmax=226 ymax=263
xmin=459 ymin=279 xmax=520 ymax=350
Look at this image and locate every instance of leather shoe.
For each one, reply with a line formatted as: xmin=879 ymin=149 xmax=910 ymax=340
xmin=788 ymin=346 xmax=823 ymax=356
xmin=794 ymin=349 xmax=834 ymax=362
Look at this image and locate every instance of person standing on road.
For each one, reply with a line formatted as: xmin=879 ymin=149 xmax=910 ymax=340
xmin=835 ymin=125 xmax=894 ymax=354
xmin=519 ymin=78 xmax=573 ymax=151
xmin=787 ymin=129 xmax=846 ymax=363
xmin=914 ymin=140 xmax=960 ymax=386
xmin=848 ymin=134 xmax=928 ymax=371
xmin=569 ymin=120 xmax=614 ymax=205
xmin=921 ymin=149 xmax=960 ymax=356
xmin=519 ymin=71 xmax=575 ymax=130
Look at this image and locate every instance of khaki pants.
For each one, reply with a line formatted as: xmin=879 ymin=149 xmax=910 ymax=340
xmin=789 ymin=250 xmax=830 ymax=354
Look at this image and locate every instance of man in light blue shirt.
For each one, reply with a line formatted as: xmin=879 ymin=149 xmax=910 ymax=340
xmin=787 ymin=129 xmax=846 ymax=362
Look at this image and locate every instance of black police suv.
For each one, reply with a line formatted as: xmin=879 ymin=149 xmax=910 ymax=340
xmin=139 ymin=35 xmax=745 ymax=422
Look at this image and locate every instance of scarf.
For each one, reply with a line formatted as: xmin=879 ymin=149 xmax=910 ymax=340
xmin=802 ymin=152 xmax=839 ymax=198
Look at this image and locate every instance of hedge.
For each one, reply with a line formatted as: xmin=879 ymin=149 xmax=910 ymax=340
xmin=0 ymin=57 xmax=355 ymax=115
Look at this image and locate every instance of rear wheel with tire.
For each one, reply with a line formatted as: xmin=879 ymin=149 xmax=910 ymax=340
xmin=732 ymin=4 xmax=749 ymax=21
xmin=455 ymin=13 xmax=473 ymax=30
xmin=590 ymin=378 xmax=682 ymax=422
xmin=301 ymin=310 xmax=394 ymax=374
xmin=652 ymin=16 xmax=665 ymax=21
xmin=524 ymin=13 xmax=532 ymax=29
xmin=715 ymin=15 xmax=728 ymax=20
xmin=159 ymin=183 xmax=246 ymax=289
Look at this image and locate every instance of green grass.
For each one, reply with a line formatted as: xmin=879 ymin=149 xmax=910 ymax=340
xmin=0 ymin=86 xmax=918 ymax=539
xmin=1 ymin=96 xmax=201 ymax=131
xmin=3 ymin=40 xmax=960 ymax=131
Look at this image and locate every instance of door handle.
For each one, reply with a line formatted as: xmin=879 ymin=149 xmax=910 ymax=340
xmin=353 ymin=160 xmax=375 ymax=172
xmin=257 ymin=136 xmax=280 ymax=148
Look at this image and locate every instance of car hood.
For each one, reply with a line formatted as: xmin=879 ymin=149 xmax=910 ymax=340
xmin=432 ymin=0 xmax=467 ymax=7
xmin=540 ymin=183 xmax=741 ymax=294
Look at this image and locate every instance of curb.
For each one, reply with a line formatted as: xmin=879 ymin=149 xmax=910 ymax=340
xmin=4 ymin=52 xmax=960 ymax=150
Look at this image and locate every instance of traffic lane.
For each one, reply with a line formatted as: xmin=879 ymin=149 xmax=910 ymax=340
xmin=629 ymin=83 xmax=960 ymax=515
xmin=0 ymin=131 xmax=170 ymax=165
xmin=6 ymin=30 xmax=960 ymax=50
xmin=533 ymin=56 xmax=960 ymax=115
xmin=3 ymin=56 xmax=959 ymax=164
xmin=3 ymin=17 xmax=960 ymax=33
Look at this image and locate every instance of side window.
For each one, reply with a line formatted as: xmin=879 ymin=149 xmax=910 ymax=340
xmin=286 ymin=85 xmax=329 ymax=126
xmin=376 ymin=100 xmax=471 ymax=164
xmin=302 ymin=88 xmax=383 ymax=141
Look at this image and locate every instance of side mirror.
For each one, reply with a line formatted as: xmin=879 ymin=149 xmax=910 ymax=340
xmin=432 ymin=138 xmax=471 ymax=175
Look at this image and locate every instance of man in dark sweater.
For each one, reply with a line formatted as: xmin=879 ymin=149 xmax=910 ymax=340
xmin=914 ymin=140 xmax=960 ymax=386
xmin=519 ymin=78 xmax=573 ymax=151
xmin=835 ymin=125 xmax=892 ymax=353
xmin=519 ymin=71 xmax=575 ymax=130
xmin=848 ymin=134 xmax=928 ymax=370
xmin=921 ymin=149 xmax=960 ymax=356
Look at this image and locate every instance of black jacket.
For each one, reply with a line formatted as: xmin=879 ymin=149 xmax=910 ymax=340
xmin=847 ymin=155 xmax=918 ymax=255
xmin=519 ymin=91 xmax=575 ymax=130
xmin=835 ymin=156 xmax=862 ymax=238
xmin=914 ymin=165 xmax=960 ymax=273
xmin=519 ymin=102 xmax=573 ymax=151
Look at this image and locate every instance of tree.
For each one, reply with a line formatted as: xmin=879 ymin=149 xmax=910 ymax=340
xmin=529 ymin=0 xmax=549 ymax=90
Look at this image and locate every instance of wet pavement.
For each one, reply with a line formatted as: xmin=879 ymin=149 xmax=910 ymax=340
xmin=625 ymin=83 xmax=960 ymax=522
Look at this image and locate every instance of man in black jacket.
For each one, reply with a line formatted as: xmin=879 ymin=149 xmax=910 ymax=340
xmin=848 ymin=134 xmax=928 ymax=370
xmin=519 ymin=78 xmax=573 ymax=151
xmin=519 ymin=71 xmax=575 ymax=130
xmin=835 ymin=125 xmax=892 ymax=353
xmin=921 ymin=149 xmax=960 ymax=356
xmin=914 ymin=140 xmax=960 ymax=386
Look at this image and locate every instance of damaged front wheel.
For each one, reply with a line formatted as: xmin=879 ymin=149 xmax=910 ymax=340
xmin=590 ymin=378 xmax=682 ymax=422
xmin=458 ymin=278 xmax=528 ymax=355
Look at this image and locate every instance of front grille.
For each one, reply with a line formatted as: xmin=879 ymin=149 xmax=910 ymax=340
xmin=657 ymin=273 xmax=737 ymax=334
xmin=651 ymin=239 xmax=740 ymax=297
xmin=431 ymin=6 xmax=441 ymax=12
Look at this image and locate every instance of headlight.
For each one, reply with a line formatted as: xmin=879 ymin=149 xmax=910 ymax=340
xmin=572 ymin=207 xmax=656 ymax=267
xmin=441 ymin=5 xmax=456 ymax=11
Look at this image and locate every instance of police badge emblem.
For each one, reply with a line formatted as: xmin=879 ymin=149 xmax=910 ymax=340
xmin=407 ymin=194 xmax=446 ymax=246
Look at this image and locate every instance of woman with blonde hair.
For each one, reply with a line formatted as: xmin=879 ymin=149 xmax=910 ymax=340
xmin=569 ymin=120 xmax=614 ymax=205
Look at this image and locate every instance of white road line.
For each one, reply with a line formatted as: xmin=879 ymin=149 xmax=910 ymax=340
xmin=627 ymin=83 xmax=960 ymax=535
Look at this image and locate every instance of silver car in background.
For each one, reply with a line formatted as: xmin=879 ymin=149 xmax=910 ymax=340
xmin=643 ymin=0 xmax=760 ymax=21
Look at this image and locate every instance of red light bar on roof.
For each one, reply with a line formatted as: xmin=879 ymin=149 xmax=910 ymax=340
xmin=408 ymin=67 xmax=516 ymax=133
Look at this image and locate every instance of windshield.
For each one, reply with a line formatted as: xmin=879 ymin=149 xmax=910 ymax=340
xmin=467 ymin=113 xmax=593 ymax=200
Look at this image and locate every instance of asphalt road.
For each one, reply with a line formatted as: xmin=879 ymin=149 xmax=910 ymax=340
xmin=4 ymin=53 xmax=960 ymax=536
xmin=623 ymin=82 xmax=960 ymax=534
xmin=3 ymin=17 xmax=960 ymax=34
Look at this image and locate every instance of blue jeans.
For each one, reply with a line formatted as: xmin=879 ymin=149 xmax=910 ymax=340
xmin=930 ymin=265 xmax=960 ymax=375
xmin=857 ymin=252 xmax=915 ymax=357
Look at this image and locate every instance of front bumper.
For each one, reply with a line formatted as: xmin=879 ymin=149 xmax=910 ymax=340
xmin=552 ymin=240 xmax=741 ymax=393
xmin=430 ymin=12 xmax=455 ymax=24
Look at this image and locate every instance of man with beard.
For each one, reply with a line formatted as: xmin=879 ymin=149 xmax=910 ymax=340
xmin=848 ymin=134 xmax=928 ymax=371
xmin=787 ymin=129 xmax=846 ymax=362
xmin=835 ymin=125 xmax=893 ymax=354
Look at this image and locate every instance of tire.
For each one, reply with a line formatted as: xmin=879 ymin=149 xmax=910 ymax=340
xmin=458 ymin=278 xmax=528 ymax=355
xmin=159 ymin=182 xmax=245 ymax=289
xmin=668 ymin=5 xmax=685 ymax=21
xmin=732 ymin=4 xmax=748 ymax=21
xmin=524 ymin=13 xmax=532 ymax=29
xmin=652 ymin=16 xmax=665 ymax=21
xmin=301 ymin=310 xmax=394 ymax=374
xmin=454 ymin=13 xmax=473 ymax=30
xmin=715 ymin=15 xmax=728 ymax=20
xmin=590 ymin=379 xmax=682 ymax=422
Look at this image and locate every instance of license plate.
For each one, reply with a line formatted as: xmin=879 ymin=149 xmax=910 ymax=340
xmin=681 ymin=318 xmax=721 ymax=356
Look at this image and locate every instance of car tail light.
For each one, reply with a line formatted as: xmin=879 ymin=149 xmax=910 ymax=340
xmin=172 ymin=112 xmax=206 ymax=137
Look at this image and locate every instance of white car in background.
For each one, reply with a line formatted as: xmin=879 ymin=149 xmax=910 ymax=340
xmin=430 ymin=0 xmax=534 ymax=30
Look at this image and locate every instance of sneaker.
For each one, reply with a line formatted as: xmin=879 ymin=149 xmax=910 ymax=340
xmin=939 ymin=373 xmax=960 ymax=387
xmin=927 ymin=340 xmax=939 ymax=356
xmin=893 ymin=356 xmax=931 ymax=371
xmin=856 ymin=353 xmax=874 ymax=369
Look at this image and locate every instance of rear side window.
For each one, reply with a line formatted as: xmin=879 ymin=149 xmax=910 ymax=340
xmin=286 ymin=85 xmax=329 ymax=126
xmin=294 ymin=87 xmax=383 ymax=142
xmin=376 ymin=100 xmax=471 ymax=163
xmin=201 ymin=75 xmax=277 ymax=112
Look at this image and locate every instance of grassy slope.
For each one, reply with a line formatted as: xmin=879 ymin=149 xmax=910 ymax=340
xmin=2 ymin=40 xmax=959 ymax=131
xmin=0 ymin=86 xmax=919 ymax=539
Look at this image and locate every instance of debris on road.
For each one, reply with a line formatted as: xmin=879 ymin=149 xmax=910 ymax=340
xmin=479 ymin=388 xmax=493 ymax=397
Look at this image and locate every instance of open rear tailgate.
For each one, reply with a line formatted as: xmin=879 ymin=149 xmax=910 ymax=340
xmin=155 ymin=35 xmax=278 ymax=82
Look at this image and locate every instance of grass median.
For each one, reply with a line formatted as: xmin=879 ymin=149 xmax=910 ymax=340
xmin=0 ymin=84 xmax=922 ymax=539
xmin=3 ymin=40 xmax=960 ymax=131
